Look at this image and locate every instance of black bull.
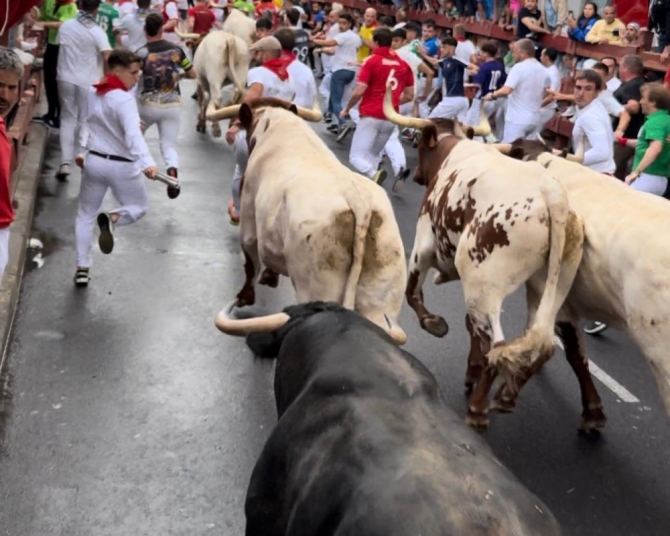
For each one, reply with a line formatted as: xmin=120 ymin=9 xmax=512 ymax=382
xmin=242 ymin=302 xmax=562 ymax=536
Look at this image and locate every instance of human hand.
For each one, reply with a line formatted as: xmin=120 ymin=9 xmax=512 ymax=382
xmin=144 ymin=166 xmax=158 ymax=179
xmin=625 ymin=171 xmax=639 ymax=185
xmin=225 ymin=126 xmax=239 ymax=145
xmin=75 ymin=154 xmax=85 ymax=168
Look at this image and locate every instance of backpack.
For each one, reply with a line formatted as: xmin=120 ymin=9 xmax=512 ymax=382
xmin=650 ymin=0 xmax=666 ymax=32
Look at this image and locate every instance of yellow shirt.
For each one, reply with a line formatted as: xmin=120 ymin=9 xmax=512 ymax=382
xmin=357 ymin=23 xmax=377 ymax=63
xmin=272 ymin=0 xmax=283 ymax=7
xmin=585 ymin=18 xmax=625 ymax=45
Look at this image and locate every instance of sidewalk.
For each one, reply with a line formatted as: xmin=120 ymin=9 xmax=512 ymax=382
xmin=0 ymin=106 xmax=49 ymax=371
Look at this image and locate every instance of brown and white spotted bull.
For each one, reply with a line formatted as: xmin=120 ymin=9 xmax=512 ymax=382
xmin=192 ymin=31 xmax=249 ymax=138
xmin=383 ymin=88 xmax=585 ymax=428
xmin=208 ymin=98 xmax=408 ymax=344
xmin=492 ymin=139 xmax=670 ymax=426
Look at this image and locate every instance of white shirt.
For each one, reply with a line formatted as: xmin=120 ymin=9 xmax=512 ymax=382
xmin=572 ymin=99 xmax=615 ymax=174
xmin=504 ymin=58 xmax=550 ymax=125
xmin=118 ymin=12 xmax=148 ymax=52
xmin=115 ymin=1 xmax=135 ymax=17
xmin=57 ymin=18 xmax=111 ymax=88
xmin=287 ymin=60 xmax=317 ymax=108
xmin=393 ymin=22 xmax=407 ymax=29
xmin=247 ymin=66 xmax=296 ymax=102
xmin=396 ymin=44 xmax=422 ymax=77
xmin=597 ymin=89 xmax=624 ymax=117
xmin=455 ymin=39 xmax=476 ymax=64
xmin=606 ymin=77 xmax=622 ymax=92
xmin=543 ymin=63 xmax=561 ymax=110
xmin=332 ymin=30 xmax=361 ymax=72
xmin=81 ymin=87 xmax=156 ymax=173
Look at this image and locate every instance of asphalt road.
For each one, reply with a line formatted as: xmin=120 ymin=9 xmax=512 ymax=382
xmin=1 ymin=81 xmax=669 ymax=535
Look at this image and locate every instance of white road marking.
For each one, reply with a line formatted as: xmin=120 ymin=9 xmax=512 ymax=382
xmin=588 ymin=359 xmax=640 ymax=403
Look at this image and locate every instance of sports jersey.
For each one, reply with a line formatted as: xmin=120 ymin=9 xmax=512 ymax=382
xmin=473 ymin=59 xmax=506 ymax=98
xmin=440 ymin=56 xmax=468 ymax=98
xmin=188 ymin=5 xmax=216 ymax=34
xmin=136 ymin=40 xmax=193 ymax=106
xmin=97 ymin=3 xmax=120 ymax=47
xmin=255 ymin=1 xmax=280 ymax=28
xmin=357 ymin=47 xmax=414 ymax=120
xmin=292 ymin=27 xmax=310 ymax=64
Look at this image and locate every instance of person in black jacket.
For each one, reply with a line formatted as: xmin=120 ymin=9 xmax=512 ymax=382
xmin=648 ymin=0 xmax=670 ymax=60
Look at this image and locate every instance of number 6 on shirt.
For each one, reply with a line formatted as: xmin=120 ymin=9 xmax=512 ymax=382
xmin=386 ymin=69 xmax=398 ymax=90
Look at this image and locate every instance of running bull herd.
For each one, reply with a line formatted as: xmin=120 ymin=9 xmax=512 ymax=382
xmin=206 ymin=86 xmax=670 ymax=535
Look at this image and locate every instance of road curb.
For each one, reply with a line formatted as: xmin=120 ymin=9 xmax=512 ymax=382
xmin=0 ymin=122 xmax=49 ymax=371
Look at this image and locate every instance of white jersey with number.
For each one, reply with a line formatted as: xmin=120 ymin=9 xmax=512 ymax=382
xmin=247 ymin=66 xmax=296 ymax=102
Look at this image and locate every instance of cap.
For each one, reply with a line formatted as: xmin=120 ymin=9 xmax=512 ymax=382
xmin=627 ymin=22 xmax=640 ymax=31
xmin=249 ymin=36 xmax=282 ymax=52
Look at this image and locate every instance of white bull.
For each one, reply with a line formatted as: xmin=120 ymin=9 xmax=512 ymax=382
xmin=192 ymin=31 xmax=249 ymax=138
xmin=495 ymin=140 xmax=670 ymax=427
xmin=222 ymin=8 xmax=256 ymax=46
xmin=208 ymin=99 xmax=408 ymax=345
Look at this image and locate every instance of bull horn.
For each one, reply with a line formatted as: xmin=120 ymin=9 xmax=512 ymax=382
xmin=472 ymin=105 xmax=492 ymax=137
xmin=384 ymin=314 xmax=408 ymax=345
xmin=489 ymin=143 xmax=512 ymax=154
xmin=453 ymin=120 xmax=467 ymax=139
xmin=174 ymin=29 xmax=201 ymax=40
xmin=207 ymin=104 xmax=241 ymax=121
xmin=215 ymin=301 xmax=290 ymax=336
xmin=293 ymin=98 xmax=322 ymax=122
xmin=382 ymin=85 xmax=432 ymax=130
xmin=565 ymin=135 xmax=585 ymax=163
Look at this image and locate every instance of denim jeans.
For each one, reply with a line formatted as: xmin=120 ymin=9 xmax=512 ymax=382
xmin=329 ymin=69 xmax=356 ymax=126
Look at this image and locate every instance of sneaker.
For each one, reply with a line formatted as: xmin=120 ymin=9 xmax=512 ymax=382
xmin=400 ymin=128 xmax=414 ymax=141
xmin=336 ymin=124 xmax=352 ymax=143
xmin=74 ymin=267 xmax=90 ymax=288
xmin=97 ymin=212 xmax=115 ymax=254
xmin=583 ymin=321 xmax=608 ymax=335
xmin=484 ymin=133 xmax=498 ymax=143
xmin=228 ymin=199 xmax=240 ymax=226
xmin=56 ymin=163 xmax=69 ymax=182
xmin=392 ymin=167 xmax=411 ymax=193
xmin=166 ymin=167 xmax=180 ymax=199
xmin=372 ymin=169 xmax=387 ymax=186
xmin=327 ymin=123 xmax=339 ymax=133
xmin=191 ymin=91 xmax=198 ymax=100
xmin=323 ymin=112 xmax=332 ymax=124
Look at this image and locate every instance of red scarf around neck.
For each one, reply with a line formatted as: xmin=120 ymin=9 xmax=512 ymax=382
xmin=93 ymin=75 xmax=128 ymax=95
xmin=456 ymin=36 xmax=466 ymax=42
xmin=263 ymin=54 xmax=294 ymax=81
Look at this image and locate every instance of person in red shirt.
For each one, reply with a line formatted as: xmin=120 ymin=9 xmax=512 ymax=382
xmin=188 ymin=0 xmax=220 ymax=36
xmin=255 ymin=0 xmax=280 ymax=29
xmin=0 ymin=48 xmax=22 ymax=280
xmin=341 ymin=27 xmax=414 ymax=187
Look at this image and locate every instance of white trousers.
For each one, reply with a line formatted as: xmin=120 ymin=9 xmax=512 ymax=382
xmin=58 ymin=81 xmax=89 ymax=164
xmin=138 ymin=104 xmax=181 ymax=169
xmin=383 ymin=127 xmax=406 ymax=176
xmin=502 ymin=122 xmax=538 ymax=143
xmin=319 ymin=70 xmax=332 ymax=101
xmin=349 ymin=117 xmax=396 ymax=178
xmin=532 ymin=106 xmax=557 ymax=137
xmin=0 ymin=228 xmax=10 ymax=281
xmin=75 ymin=155 xmax=149 ymax=267
xmin=631 ymin=172 xmax=668 ymax=196
xmin=428 ymin=96 xmax=469 ymax=121
xmin=232 ymin=131 xmax=249 ymax=212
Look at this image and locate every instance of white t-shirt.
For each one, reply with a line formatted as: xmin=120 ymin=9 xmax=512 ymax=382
xmin=287 ymin=59 xmax=317 ymax=108
xmin=396 ymin=45 xmax=422 ymax=77
xmin=572 ymin=99 xmax=615 ymax=174
xmin=332 ymin=30 xmax=361 ymax=72
xmin=606 ymin=77 xmax=621 ymax=92
xmin=118 ymin=12 xmax=148 ymax=52
xmin=504 ymin=58 xmax=550 ymax=125
xmin=115 ymin=1 xmax=135 ymax=17
xmin=393 ymin=22 xmax=407 ymax=29
xmin=597 ymin=89 xmax=624 ymax=117
xmin=247 ymin=66 xmax=296 ymax=102
xmin=543 ymin=63 xmax=561 ymax=110
xmin=455 ymin=39 xmax=476 ymax=64
xmin=57 ymin=18 xmax=111 ymax=88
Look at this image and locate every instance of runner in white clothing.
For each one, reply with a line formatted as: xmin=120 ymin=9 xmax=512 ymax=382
xmin=224 ymin=36 xmax=296 ymax=224
xmin=56 ymin=0 xmax=111 ymax=182
xmin=115 ymin=0 xmax=151 ymax=52
xmin=74 ymin=49 xmax=158 ymax=288
xmin=275 ymin=28 xmax=317 ymax=109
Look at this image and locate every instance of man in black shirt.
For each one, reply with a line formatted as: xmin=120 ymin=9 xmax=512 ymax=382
xmin=286 ymin=8 xmax=310 ymax=64
xmin=517 ymin=0 xmax=550 ymax=40
xmin=612 ymin=55 xmax=645 ymax=180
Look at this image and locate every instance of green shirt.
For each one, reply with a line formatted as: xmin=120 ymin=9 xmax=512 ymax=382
xmin=43 ymin=2 xmax=78 ymax=45
xmin=96 ymin=3 xmax=120 ymax=48
xmin=633 ymin=110 xmax=670 ymax=178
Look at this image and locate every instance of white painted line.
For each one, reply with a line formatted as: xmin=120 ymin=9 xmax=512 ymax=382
xmin=588 ymin=359 xmax=640 ymax=403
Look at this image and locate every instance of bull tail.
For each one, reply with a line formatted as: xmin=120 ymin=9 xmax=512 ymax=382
xmin=342 ymin=184 xmax=373 ymax=311
xmin=487 ymin=179 xmax=570 ymax=375
xmin=225 ymin=35 xmax=245 ymax=102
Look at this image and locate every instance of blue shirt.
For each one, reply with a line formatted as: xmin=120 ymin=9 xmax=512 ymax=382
xmin=423 ymin=37 xmax=440 ymax=58
xmin=441 ymin=56 xmax=468 ymax=98
xmin=473 ymin=59 xmax=506 ymax=98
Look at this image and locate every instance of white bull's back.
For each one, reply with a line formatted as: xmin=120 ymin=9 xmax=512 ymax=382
xmin=222 ymin=9 xmax=256 ymax=46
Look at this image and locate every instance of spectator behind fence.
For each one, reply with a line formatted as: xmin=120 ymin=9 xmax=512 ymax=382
xmin=622 ymin=83 xmax=670 ymax=196
xmin=517 ymin=0 xmax=550 ymax=40
xmin=648 ymin=0 xmax=670 ymax=60
xmin=585 ymin=4 xmax=625 ymax=46
xmin=601 ymin=56 xmax=621 ymax=92
xmin=567 ymin=2 xmax=599 ymax=42
xmin=613 ymin=55 xmax=646 ymax=180
xmin=623 ymin=22 xmax=640 ymax=45
xmin=0 ymin=48 xmax=22 ymax=281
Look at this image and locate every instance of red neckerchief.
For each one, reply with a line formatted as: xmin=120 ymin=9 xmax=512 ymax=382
xmin=93 ymin=75 xmax=128 ymax=95
xmin=263 ymin=54 xmax=293 ymax=81
xmin=282 ymin=50 xmax=297 ymax=64
xmin=456 ymin=36 xmax=466 ymax=42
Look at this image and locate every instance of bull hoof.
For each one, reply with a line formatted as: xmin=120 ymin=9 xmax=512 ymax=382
xmin=235 ymin=287 xmax=255 ymax=308
xmin=579 ymin=407 xmax=607 ymax=433
xmin=258 ymin=269 xmax=279 ymax=288
xmin=489 ymin=396 xmax=516 ymax=414
xmin=465 ymin=411 xmax=489 ymax=430
xmin=420 ymin=315 xmax=449 ymax=337
xmin=196 ymin=123 xmax=206 ymax=133
xmin=211 ymin=125 xmax=222 ymax=138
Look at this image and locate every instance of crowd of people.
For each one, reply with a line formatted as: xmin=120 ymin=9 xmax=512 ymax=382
xmin=3 ymin=0 xmax=670 ymax=340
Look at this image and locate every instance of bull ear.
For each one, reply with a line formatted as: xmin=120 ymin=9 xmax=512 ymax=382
xmin=465 ymin=127 xmax=475 ymax=140
xmin=509 ymin=147 xmax=525 ymax=160
xmin=422 ymin=124 xmax=438 ymax=148
xmin=239 ymin=103 xmax=254 ymax=131
xmin=288 ymin=104 xmax=299 ymax=116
